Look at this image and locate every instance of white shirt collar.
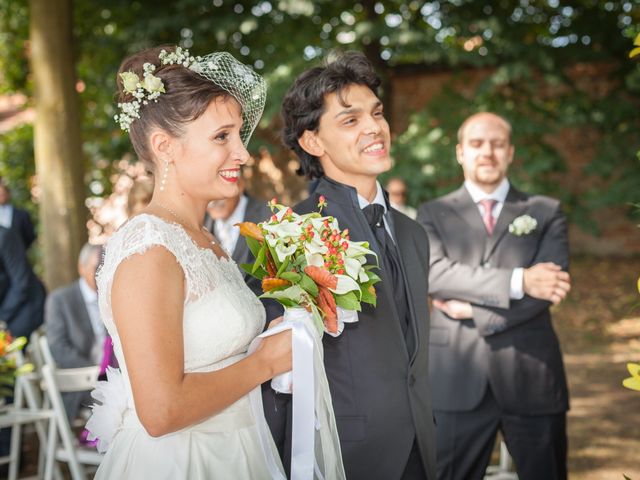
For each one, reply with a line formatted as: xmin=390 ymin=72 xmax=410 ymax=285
xmin=464 ymin=178 xmax=510 ymax=205
xmin=219 ymin=195 xmax=249 ymax=229
xmin=356 ymin=181 xmax=387 ymax=212
xmin=78 ymin=277 xmax=98 ymax=304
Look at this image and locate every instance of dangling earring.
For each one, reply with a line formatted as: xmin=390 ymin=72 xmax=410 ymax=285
xmin=159 ymin=160 xmax=169 ymax=192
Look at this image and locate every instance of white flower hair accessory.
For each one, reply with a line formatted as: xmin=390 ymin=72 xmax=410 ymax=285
xmin=508 ymin=214 xmax=538 ymax=236
xmin=114 ymin=46 xmax=267 ymax=146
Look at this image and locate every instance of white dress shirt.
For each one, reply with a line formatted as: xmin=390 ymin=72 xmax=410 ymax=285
xmin=214 ymin=195 xmax=249 ymax=256
xmin=78 ymin=278 xmax=106 ymax=364
xmin=357 ymin=181 xmax=395 ymax=243
xmin=464 ymin=178 xmax=524 ymax=300
xmin=0 ymin=204 xmax=13 ymax=228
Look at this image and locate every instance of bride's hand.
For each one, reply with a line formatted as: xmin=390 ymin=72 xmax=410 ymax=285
xmin=258 ymin=318 xmax=292 ymax=378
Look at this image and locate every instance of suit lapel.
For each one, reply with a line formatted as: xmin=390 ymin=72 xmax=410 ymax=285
xmin=483 ymin=187 xmax=528 ymax=261
xmin=392 ymin=212 xmax=422 ymax=363
xmin=450 ymin=187 xmax=488 ymax=252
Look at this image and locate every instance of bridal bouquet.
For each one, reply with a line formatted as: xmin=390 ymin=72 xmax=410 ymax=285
xmin=237 ymin=196 xmax=380 ymax=336
xmin=240 ymin=197 xmax=373 ymax=479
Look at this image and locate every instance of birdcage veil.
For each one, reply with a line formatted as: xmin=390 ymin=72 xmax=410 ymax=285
xmin=191 ymin=52 xmax=267 ymax=146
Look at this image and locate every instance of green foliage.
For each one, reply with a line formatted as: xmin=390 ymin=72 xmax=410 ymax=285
xmin=0 ymin=124 xmax=37 ymax=213
xmin=0 ymin=0 xmax=639 ymax=231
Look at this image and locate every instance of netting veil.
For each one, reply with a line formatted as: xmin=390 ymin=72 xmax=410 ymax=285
xmin=191 ymin=52 xmax=267 ymax=146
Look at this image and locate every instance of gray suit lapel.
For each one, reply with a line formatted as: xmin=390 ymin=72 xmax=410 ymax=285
xmin=484 ymin=187 xmax=528 ymax=261
xmin=450 ymin=187 xmax=488 ymax=256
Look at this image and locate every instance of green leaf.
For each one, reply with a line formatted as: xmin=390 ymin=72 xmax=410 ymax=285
xmin=360 ymin=283 xmax=377 ymax=307
xmin=280 ymin=271 xmax=301 ymax=283
xmin=364 ymin=269 xmax=382 ymax=284
xmin=240 ymin=263 xmax=267 ymax=280
xmin=276 ymin=256 xmax=290 ymax=277
xmin=299 ymin=273 xmax=319 ymax=297
xmin=252 ymin=245 xmax=266 ymax=274
xmin=335 ymin=291 xmax=361 ymax=311
xmin=266 ymin=244 xmax=281 ymax=270
xmin=246 ymin=237 xmax=262 ymax=257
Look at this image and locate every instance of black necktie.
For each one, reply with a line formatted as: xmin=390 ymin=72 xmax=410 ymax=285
xmin=362 ymin=204 xmax=410 ymax=338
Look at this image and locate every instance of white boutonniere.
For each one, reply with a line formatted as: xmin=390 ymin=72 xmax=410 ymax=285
xmin=509 ymin=215 xmax=538 ymax=236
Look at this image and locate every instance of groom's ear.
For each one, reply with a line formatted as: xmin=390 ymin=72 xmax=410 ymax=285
xmin=298 ymin=130 xmax=324 ymax=157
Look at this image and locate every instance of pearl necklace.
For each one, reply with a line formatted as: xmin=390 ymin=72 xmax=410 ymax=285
xmin=155 ymin=202 xmax=216 ymax=246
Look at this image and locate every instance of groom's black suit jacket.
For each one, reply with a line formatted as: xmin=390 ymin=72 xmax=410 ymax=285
xmin=263 ymin=177 xmax=436 ymax=480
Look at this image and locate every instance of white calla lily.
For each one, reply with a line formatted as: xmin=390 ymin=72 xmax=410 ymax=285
xmin=305 ymin=252 xmax=325 ymax=268
xmin=345 ymin=240 xmax=375 ymax=258
xmin=343 ymin=257 xmax=362 ymax=280
xmin=275 ymin=243 xmax=297 ymax=263
xmin=330 ymin=274 xmax=360 ymax=295
xmin=262 ymin=221 xmax=303 ymax=242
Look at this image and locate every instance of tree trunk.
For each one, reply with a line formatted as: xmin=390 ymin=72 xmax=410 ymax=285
xmin=29 ymin=0 xmax=86 ymax=290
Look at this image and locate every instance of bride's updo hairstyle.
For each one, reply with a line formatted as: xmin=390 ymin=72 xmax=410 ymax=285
xmin=115 ymin=45 xmax=266 ymax=174
xmin=115 ymin=46 xmax=228 ymax=173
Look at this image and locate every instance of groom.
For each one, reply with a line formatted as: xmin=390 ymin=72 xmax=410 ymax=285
xmin=262 ymin=52 xmax=436 ymax=479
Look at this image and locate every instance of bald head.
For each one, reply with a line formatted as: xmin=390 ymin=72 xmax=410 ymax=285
xmin=457 ymin=112 xmax=512 ymax=145
xmin=455 ymin=112 xmax=515 ymax=194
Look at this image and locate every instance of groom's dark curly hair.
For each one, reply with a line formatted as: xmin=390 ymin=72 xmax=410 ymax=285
xmin=281 ymin=51 xmax=382 ymax=179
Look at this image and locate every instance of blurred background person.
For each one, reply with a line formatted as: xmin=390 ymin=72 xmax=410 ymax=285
xmin=126 ymin=178 xmax=154 ymax=217
xmin=204 ymin=176 xmax=271 ymax=291
xmin=385 ymin=177 xmax=417 ymax=219
xmin=44 ymin=242 xmax=106 ymax=420
xmin=0 ymin=226 xmax=45 ymax=339
xmin=0 ymin=225 xmax=46 ymax=463
xmin=0 ymin=181 xmax=36 ymax=250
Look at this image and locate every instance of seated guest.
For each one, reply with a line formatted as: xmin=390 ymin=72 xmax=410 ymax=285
xmin=45 ymin=243 xmax=105 ymax=420
xmin=204 ymin=176 xmax=271 ymax=292
xmin=385 ymin=177 xmax=417 ymax=219
xmin=0 ymin=181 xmax=36 ymax=249
xmin=0 ymin=226 xmax=45 ymax=338
xmin=126 ymin=178 xmax=153 ymax=217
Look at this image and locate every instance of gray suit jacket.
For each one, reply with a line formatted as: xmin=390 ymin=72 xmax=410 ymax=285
xmin=263 ymin=177 xmax=437 ymax=480
xmin=44 ymin=280 xmax=97 ymax=419
xmin=417 ymin=185 xmax=569 ymax=415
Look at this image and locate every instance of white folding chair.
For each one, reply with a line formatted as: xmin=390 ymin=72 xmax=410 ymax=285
xmin=0 ymin=349 xmax=55 ymax=480
xmin=484 ymin=441 xmax=519 ymax=480
xmin=38 ymin=336 xmax=103 ymax=480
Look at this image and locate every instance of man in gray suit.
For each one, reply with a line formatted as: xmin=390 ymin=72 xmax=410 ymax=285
xmin=45 ymin=243 xmax=104 ymax=420
xmin=264 ymin=51 xmax=436 ymax=480
xmin=203 ymin=176 xmax=271 ymax=297
xmin=417 ymin=112 xmax=571 ymax=480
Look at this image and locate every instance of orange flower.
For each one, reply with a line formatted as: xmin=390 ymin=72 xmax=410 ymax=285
xmin=317 ymin=286 xmax=338 ymax=334
xmin=235 ymin=222 xmax=264 ymax=242
xmin=262 ymin=277 xmax=291 ymax=292
xmin=304 ymin=266 xmax=338 ymax=290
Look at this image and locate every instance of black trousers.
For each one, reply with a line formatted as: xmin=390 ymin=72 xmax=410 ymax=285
xmin=434 ymin=387 xmax=567 ymax=480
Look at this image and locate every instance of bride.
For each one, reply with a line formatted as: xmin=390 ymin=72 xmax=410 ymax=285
xmin=86 ymin=46 xmax=290 ymax=479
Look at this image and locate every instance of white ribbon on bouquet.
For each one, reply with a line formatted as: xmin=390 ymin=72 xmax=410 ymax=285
xmin=248 ymin=307 xmax=346 ymax=480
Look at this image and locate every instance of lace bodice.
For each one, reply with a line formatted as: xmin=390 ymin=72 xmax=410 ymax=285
xmin=97 ymin=214 xmax=266 ymax=384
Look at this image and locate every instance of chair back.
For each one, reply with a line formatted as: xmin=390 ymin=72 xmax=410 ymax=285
xmin=38 ymin=336 xmax=102 ymax=480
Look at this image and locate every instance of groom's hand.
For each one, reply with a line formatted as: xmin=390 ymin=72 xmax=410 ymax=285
xmin=433 ymin=299 xmax=473 ymax=320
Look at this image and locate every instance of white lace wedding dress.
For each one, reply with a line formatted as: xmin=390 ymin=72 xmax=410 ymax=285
xmin=87 ymin=214 xmax=285 ymax=479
